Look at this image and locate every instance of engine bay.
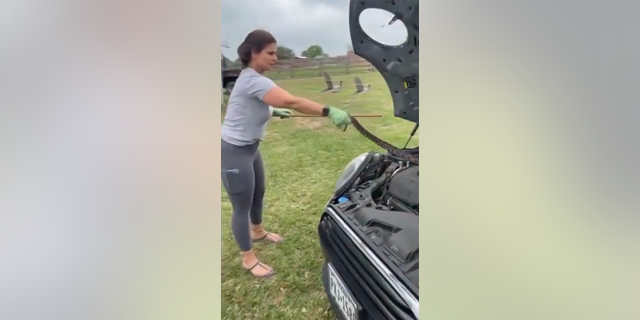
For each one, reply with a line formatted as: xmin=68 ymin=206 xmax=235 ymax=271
xmin=329 ymin=149 xmax=419 ymax=291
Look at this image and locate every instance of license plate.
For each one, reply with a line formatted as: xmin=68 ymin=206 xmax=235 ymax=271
xmin=328 ymin=263 xmax=359 ymax=320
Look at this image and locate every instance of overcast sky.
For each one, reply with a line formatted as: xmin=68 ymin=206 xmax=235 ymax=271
xmin=221 ymin=0 xmax=408 ymax=59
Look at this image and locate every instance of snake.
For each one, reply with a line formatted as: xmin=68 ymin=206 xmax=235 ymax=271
xmin=349 ymin=115 xmax=419 ymax=165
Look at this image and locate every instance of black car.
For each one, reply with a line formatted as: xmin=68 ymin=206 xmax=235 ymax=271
xmin=317 ymin=0 xmax=419 ymax=319
xmin=221 ymin=55 xmax=241 ymax=94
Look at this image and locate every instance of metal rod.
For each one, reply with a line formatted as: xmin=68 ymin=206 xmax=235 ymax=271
xmin=289 ymin=113 xmax=382 ymax=118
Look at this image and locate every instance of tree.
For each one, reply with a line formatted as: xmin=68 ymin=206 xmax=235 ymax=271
xmin=276 ymin=46 xmax=295 ymax=60
xmin=221 ymin=55 xmax=234 ymax=68
xmin=301 ymin=45 xmax=325 ymax=59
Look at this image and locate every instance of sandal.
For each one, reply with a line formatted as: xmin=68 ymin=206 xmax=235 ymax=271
xmin=252 ymin=232 xmax=284 ymax=243
xmin=245 ymin=261 xmax=276 ymax=278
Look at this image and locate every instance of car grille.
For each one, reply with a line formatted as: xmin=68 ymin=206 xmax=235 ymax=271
xmin=318 ymin=213 xmax=415 ymax=320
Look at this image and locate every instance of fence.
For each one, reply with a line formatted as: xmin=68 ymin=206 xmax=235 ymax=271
xmin=261 ymin=56 xmax=375 ymax=80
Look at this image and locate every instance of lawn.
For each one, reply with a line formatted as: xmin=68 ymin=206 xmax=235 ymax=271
xmin=221 ymin=71 xmax=418 ymax=319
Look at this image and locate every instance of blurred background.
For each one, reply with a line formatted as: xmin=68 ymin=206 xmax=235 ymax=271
xmin=1 ymin=1 xmax=220 ymax=319
xmin=421 ymin=1 xmax=640 ymax=319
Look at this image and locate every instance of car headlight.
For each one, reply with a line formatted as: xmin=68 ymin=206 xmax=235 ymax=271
xmin=335 ymin=152 xmax=370 ymax=192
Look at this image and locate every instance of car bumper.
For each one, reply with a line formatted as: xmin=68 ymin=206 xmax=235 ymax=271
xmin=318 ymin=207 xmax=418 ymax=320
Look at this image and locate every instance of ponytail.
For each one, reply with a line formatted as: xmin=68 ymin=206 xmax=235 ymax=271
xmin=237 ymin=42 xmax=252 ymax=68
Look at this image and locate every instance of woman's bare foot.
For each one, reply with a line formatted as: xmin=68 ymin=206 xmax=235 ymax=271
xmin=251 ymin=230 xmax=283 ymax=243
xmin=250 ymin=224 xmax=284 ymax=243
xmin=241 ymin=250 xmax=275 ymax=278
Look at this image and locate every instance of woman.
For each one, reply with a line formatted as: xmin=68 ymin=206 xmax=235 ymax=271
xmin=221 ymin=29 xmax=352 ymax=278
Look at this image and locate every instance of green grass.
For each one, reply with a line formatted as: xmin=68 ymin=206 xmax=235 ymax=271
xmin=221 ymin=72 xmax=418 ymax=320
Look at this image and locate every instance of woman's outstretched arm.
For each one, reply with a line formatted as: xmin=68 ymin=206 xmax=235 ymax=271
xmin=261 ymin=86 xmax=325 ymax=115
xmin=260 ymin=84 xmax=352 ymax=131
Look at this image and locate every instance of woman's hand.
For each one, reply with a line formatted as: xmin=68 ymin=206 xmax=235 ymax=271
xmin=272 ymin=108 xmax=292 ymax=119
xmin=327 ymin=106 xmax=352 ymax=131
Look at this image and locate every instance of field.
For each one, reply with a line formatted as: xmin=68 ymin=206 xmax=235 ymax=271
xmin=221 ymin=71 xmax=418 ymax=319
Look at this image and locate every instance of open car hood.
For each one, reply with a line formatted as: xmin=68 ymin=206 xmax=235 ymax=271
xmin=349 ymin=0 xmax=419 ymax=124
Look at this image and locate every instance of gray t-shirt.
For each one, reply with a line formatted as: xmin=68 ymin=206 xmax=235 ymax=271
xmin=221 ymin=68 xmax=276 ymax=146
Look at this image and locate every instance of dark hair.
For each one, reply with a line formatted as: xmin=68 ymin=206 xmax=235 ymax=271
xmin=237 ymin=29 xmax=277 ymax=67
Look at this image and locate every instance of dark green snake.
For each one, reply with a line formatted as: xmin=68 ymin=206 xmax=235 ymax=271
xmin=349 ymin=115 xmax=419 ymax=165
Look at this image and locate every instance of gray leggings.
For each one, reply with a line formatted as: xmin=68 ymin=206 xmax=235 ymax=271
xmin=221 ymin=139 xmax=266 ymax=252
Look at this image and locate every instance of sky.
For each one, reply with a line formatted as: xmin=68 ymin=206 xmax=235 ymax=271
xmin=221 ymin=0 xmax=408 ymax=59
